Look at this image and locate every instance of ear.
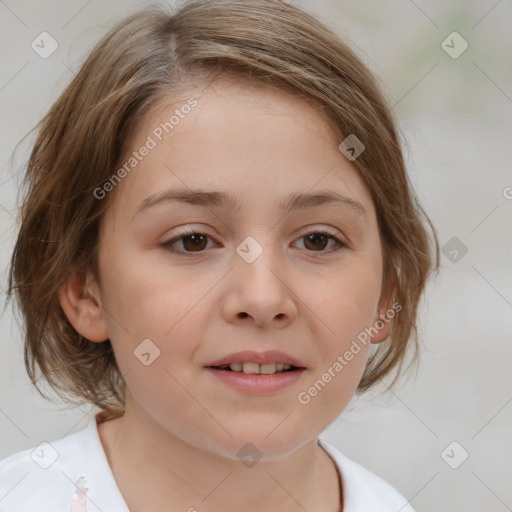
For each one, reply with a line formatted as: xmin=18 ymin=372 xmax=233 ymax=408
xmin=58 ymin=270 xmax=109 ymax=342
xmin=369 ymin=281 xmax=398 ymax=344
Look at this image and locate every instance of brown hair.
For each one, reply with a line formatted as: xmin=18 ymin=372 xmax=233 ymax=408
xmin=7 ymin=0 xmax=440 ymax=419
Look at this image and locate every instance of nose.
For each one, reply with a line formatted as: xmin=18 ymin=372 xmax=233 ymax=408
xmin=222 ymin=239 xmax=298 ymax=328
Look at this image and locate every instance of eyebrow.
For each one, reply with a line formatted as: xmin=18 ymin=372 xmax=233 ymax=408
xmin=135 ymin=188 xmax=367 ymax=218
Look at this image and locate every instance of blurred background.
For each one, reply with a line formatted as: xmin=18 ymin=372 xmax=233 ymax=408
xmin=0 ymin=1 xmax=510 ymax=510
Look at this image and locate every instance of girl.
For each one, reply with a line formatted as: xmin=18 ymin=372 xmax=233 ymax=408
xmin=2 ymin=1 xmax=440 ymax=511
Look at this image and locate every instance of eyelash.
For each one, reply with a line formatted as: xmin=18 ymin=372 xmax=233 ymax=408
xmin=161 ymin=228 xmax=346 ymax=256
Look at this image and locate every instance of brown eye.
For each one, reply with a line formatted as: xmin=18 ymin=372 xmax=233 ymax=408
xmin=303 ymin=233 xmax=330 ymax=251
xmin=162 ymin=231 xmax=213 ymax=254
xmin=296 ymin=232 xmax=345 ymax=253
xmin=180 ymin=233 xmax=209 ymax=252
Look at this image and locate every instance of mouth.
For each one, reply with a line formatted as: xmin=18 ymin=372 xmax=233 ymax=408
xmin=205 ymin=350 xmax=307 ymax=372
xmin=204 ymin=364 xmax=306 ymax=393
xmin=204 ymin=350 xmax=307 ymax=392
xmin=206 ymin=362 xmax=302 ymax=375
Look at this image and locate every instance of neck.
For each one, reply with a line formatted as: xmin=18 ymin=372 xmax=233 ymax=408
xmin=97 ymin=397 xmax=342 ymax=512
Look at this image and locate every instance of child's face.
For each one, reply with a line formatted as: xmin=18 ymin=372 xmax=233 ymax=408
xmin=84 ymin=78 xmax=390 ymax=457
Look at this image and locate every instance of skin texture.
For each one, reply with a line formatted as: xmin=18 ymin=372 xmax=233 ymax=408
xmin=59 ymin=78 xmax=395 ymax=512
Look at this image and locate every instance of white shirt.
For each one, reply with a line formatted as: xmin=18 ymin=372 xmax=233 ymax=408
xmin=0 ymin=413 xmax=415 ymax=512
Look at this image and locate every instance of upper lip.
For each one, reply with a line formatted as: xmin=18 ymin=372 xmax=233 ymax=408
xmin=206 ymin=350 xmax=307 ymax=368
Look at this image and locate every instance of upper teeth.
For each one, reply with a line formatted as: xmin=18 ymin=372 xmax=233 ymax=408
xmin=218 ymin=363 xmax=293 ymax=374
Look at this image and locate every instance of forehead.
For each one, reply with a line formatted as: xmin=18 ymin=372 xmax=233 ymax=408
xmin=104 ymin=77 xmax=375 ymax=224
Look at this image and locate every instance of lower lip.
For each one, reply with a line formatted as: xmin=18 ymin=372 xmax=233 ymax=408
xmin=204 ymin=367 xmax=306 ymax=393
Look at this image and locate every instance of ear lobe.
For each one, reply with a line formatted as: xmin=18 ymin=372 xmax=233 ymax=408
xmin=369 ymin=315 xmax=392 ymax=344
xmin=58 ymin=271 xmax=109 ymax=342
xmin=369 ymin=282 xmax=398 ymax=345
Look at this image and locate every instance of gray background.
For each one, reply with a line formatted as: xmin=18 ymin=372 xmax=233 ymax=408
xmin=1 ymin=1 xmax=511 ymax=511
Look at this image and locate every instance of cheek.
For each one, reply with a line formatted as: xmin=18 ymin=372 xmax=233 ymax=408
xmin=99 ymin=255 xmax=205 ymax=428
xmin=311 ymin=260 xmax=382 ymax=343
xmin=97 ymin=244 xmax=211 ymax=381
xmin=304 ymin=259 xmax=380 ymax=384
xmin=99 ymin=241 xmax=197 ymax=336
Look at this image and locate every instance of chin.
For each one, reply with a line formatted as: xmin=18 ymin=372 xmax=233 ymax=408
xmin=212 ymin=426 xmax=313 ymax=462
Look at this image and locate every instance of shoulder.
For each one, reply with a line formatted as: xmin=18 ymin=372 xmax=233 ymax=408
xmin=0 ymin=414 xmax=128 ymax=512
xmin=318 ymin=437 xmax=416 ymax=512
xmin=0 ymin=425 xmax=85 ymax=511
